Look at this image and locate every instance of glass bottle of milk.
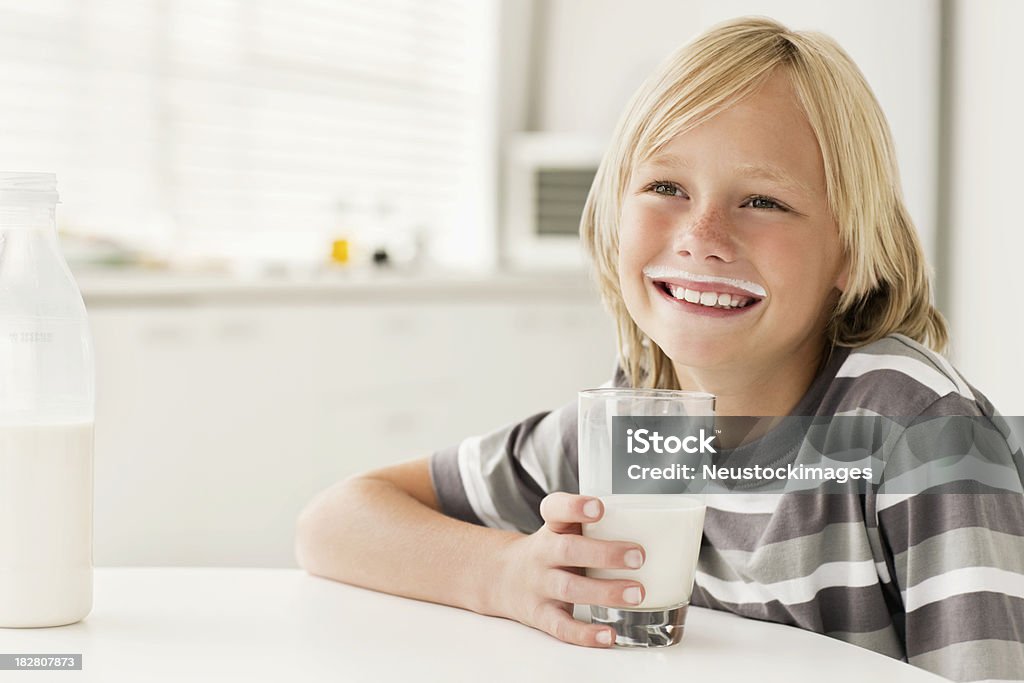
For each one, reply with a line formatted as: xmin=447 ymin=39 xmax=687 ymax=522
xmin=0 ymin=173 xmax=94 ymax=627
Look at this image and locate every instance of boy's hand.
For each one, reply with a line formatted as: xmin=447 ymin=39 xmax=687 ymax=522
xmin=493 ymin=492 xmax=646 ymax=648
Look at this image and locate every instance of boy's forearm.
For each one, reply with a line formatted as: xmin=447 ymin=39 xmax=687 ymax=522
xmin=295 ymin=477 xmax=522 ymax=617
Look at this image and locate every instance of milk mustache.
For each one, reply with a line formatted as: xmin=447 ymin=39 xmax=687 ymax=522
xmin=0 ymin=423 xmax=94 ymax=627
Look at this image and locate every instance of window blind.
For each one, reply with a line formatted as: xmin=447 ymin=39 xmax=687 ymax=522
xmin=0 ymin=0 xmax=495 ymax=267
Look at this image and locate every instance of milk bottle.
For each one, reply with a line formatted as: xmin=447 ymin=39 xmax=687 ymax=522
xmin=0 ymin=173 xmax=95 ymax=627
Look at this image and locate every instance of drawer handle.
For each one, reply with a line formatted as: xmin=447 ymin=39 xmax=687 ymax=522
xmin=141 ymin=326 xmax=187 ymax=343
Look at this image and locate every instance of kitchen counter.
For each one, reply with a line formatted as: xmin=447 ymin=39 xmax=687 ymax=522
xmin=0 ymin=567 xmax=947 ymax=682
xmin=72 ymin=268 xmax=600 ymax=305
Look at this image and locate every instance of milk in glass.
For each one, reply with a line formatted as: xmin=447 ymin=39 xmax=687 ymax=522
xmin=584 ymin=495 xmax=705 ymax=609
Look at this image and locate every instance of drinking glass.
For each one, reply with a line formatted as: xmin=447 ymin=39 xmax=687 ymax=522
xmin=578 ymin=388 xmax=714 ymax=647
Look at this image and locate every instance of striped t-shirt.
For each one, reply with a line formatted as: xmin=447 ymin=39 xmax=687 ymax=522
xmin=430 ymin=333 xmax=1024 ymax=683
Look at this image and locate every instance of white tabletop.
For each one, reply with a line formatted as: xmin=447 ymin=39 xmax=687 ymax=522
xmin=1 ymin=568 xmax=946 ymax=682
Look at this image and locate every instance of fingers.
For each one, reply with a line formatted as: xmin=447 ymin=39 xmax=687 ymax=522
xmin=534 ymin=602 xmax=616 ymax=648
xmin=547 ymin=532 xmax=645 ymax=571
xmin=540 ymin=492 xmax=603 ymax=533
xmin=544 ymin=569 xmax=645 ymax=609
xmin=529 ymin=491 xmax=646 ymax=651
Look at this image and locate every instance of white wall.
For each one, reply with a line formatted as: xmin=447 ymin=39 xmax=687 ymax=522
xmin=948 ymin=0 xmax=1024 ymax=413
xmin=529 ymin=0 xmax=941 ymax=262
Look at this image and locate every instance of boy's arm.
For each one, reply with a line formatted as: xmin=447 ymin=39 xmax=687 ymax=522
xmin=294 ymin=457 xmax=520 ymax=616
xmin=876 ymin=414 xmax=1024 ymax=682
xmin=294 ymin=456 xmax=647 ymax=647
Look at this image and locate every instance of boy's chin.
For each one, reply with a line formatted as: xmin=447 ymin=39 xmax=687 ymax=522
xmin=660 ymin=340 xmax=749 ymax=372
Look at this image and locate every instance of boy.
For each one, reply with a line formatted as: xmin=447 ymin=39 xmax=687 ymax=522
xmin=296 ymin=17 xmax=1024 ymax=683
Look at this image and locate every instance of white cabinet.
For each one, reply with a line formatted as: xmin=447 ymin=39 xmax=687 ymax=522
xmin=87 ymin=282 xmax=616 ymax=568
xmin=90 ymin=306 xmax=322 ymax=567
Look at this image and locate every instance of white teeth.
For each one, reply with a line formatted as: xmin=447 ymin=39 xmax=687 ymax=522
xmin=663 ymin=283 xmax=757 ymax=310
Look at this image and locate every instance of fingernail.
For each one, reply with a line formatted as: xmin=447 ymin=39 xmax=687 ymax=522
xmin=624 ymin=549 xmax=644 ymax=568
xmin=583 ymin=499 xmax=601 ymax=519
xmin=623 ymin=586 xmax=643 ymax=605
xmin=596 ymin=629 xmax=613 ymax=645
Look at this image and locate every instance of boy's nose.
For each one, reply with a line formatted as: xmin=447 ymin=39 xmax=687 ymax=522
xmin=672 ymin=207 xmax=737 ymax=263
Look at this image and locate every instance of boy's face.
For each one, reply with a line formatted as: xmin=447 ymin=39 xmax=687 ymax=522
xmin=618 ymin=69 xmax=848 ymax=375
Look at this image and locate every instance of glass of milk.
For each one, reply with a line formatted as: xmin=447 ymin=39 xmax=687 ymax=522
xmin=578 ymin=388 xmax=714 ymax=647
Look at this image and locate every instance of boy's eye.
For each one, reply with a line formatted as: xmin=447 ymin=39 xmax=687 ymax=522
xmin=642 ymin=182 xmax=790 ymax=213
xmin=646 ymin=181 xmax=685 ymax=198
xmin=744 ymin=195 xmax=788 ymax=212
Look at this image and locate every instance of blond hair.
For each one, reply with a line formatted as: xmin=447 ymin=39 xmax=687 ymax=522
xmin=580 ymin=16 xmax=947 ymax=389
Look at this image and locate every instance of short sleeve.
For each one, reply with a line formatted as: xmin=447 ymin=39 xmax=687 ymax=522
xmin=428 ymin=399 xmax=580 ymax=534
xmin=875 ymin=394 xmax=1024 ymax=682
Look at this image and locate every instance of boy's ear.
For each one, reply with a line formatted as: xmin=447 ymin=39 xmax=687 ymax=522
xmin=835 ymin=258 xmax=850 ymax=293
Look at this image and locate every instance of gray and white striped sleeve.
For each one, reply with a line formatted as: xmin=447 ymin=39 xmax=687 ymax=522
xmin=428 ymin=399 xmax=580 ymax=534
xmin=877 ymin=395 xmax=1024 ymax=682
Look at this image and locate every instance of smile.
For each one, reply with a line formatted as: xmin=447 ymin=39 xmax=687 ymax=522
xmin=650 ymin=279 xmax=764 ymax=316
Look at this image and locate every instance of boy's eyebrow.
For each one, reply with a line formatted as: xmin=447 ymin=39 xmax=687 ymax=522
xmin=732 ymin=162 xmax=815 ymax=196
xmin=641 ymin=151 xmax=690 ymax=170
xmin=639 ymin=153 xmax=814 ymax=196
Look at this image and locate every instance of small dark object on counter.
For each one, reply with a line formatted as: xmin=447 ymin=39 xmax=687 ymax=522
xmin=372 ymin=249 xmax=390 ymax=266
